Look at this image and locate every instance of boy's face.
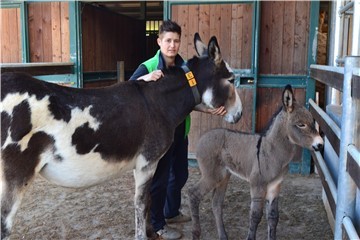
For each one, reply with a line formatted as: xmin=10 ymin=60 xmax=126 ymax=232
xmin=157 ymin=31 xmax=181 ymax=58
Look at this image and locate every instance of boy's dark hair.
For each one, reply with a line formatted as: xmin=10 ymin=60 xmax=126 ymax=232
xmin=159 ymin=20 xmax=181 ymax=36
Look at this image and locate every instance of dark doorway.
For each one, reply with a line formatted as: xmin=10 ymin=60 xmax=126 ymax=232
xmin=90 ymin=1 xmax=163 ymax=60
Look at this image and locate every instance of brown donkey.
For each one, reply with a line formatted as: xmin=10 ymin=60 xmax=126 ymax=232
xmin=188 ymin=85 xmax=323 ymax=240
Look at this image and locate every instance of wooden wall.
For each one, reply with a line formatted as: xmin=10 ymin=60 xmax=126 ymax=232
xmin=0 ymin=2 xmax=70 ymax=63
xmin=172 ymin=3 xmax=253 ymax=69
xmin=81 ymin=3 xmax=145 ymax=74
xmin=259 ymin=1 xmax=310 ymax=75
xmin=28 ymin=2 xmax=70 ymax=62
xmin=1 ymin=7 xmax=22 ymax=63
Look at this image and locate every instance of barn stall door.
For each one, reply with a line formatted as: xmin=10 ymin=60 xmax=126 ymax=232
xmin=164 ymin=1 xmax=260 ymax=156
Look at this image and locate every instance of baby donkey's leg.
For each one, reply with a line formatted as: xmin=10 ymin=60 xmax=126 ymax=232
xmin=247 ymin=187 xmax=266 ymax=240
xmin=266 ymin=183 xmax=281 ymax=240
xmin=188 ymin=177 xmax=213 ymax=240
xmin=211 ymin=173 xmax=231 ymax=240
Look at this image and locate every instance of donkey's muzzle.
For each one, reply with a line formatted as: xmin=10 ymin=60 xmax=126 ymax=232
xmin=224 ymin=111 xmax=242 ymax=124
xmin=312 ymin=136 xmax=324 ymax=151
xmin=313 ymin=143 xmax=324 ymax=151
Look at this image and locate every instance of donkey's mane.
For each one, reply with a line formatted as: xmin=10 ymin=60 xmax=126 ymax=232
xmin=260 ymin=106 xmax=284 ymax=137
xmin=161 ymin=55 xmax=201 ymax=75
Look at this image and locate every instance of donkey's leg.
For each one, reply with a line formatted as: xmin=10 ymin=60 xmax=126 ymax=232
xmin=188 ymin=176 xmax=218 ymax=240
xmin=1 ymin=141 xmax=46 ymax=239
xmin=211 ymin=173 xmax=230 ymax=240
xmin=246 ymin=186 xmax=266 ymax=240
xmin=266 ymin=182 xmax=281 ymax=240
xmin=145 ymin=203 xmax=157 ymax=240
xmin=133 ymin=157 xmax=157 ymax=240
xmin=1 ymin=185 xmax=27 ymax=240
xmin=1 ymin=168 xmax=39 ymax=240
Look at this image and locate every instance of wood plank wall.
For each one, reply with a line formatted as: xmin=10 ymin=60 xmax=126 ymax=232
xmin=1 ymin=2 xmax=70 ymax=63
xmin=81 ymin=3 xmax=145 ymax=73
xmin=259 ymin=1 xmax=310 ymax=75
xmin=172 ymin=3 xmax=253 ymax=69
xmin=27 ymin=2 xmax=70 ymax=63
xmin=1 ymin=8 xmax=22 ymax=63
xmin=171 ymin=3 xmax=254 ymax=153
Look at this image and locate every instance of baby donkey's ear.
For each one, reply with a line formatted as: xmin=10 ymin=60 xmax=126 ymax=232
xmin=282 ymin=85 xmax=296 ymax=113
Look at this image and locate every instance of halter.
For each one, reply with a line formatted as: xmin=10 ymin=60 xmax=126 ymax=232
xmin=181 ymin=64 xmax=201 ymax=105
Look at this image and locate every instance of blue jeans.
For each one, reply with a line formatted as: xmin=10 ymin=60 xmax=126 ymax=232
xmin=150 ymin=122 xmax=189 ymax=232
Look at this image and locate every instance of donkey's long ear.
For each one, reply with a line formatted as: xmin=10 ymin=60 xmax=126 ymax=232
xmin=194 ymin=32 xmax=207 ymax=56
xmin=282 ymin=85 xmax=296 ymax=113
xmin=208 ymin=36 xmax=222 ymax=66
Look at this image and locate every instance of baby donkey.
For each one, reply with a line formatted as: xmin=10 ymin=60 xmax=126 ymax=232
xmin=188 ymin=85 xmax=323 ymax=240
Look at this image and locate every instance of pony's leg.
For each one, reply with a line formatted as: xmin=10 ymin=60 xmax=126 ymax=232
xmin=211 ymin=173 xmax=230 ymax=240
xmin=133 ymin=158 xmax=156 ymax=240
xmin=266 ymin=183 xmax=281 ymax=240
xmin=188 ymin=175 xmax=218 ymax=240
xmin=246 ymin=186 xmax=266 ymax=240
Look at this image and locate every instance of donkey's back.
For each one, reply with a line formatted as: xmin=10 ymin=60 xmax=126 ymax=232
xmin=1 ymin=72 xmax=150 ymax=187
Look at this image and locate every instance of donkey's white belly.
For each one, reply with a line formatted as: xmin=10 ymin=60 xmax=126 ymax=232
xmin=39 ymin=149 xmax=138 ymax=188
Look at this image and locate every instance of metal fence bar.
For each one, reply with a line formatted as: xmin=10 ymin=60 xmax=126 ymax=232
xmin=348 ymin=145 xmax=360 ymax=167
xmin=310 ymin=64 xmax=344 ymax=91
xmin=343 ymin=216 xmax=360 ymax=239
xmin=312 ymin=150 xmax=338 ymax=214
xmin=352 ymin=1 xmax=360 ymax=55
xmin=347 ymin=145 xmax=360 ymax=190
xmin=334 ymin=56 xmax=360 ymax=239
xmin=339 ymin=1 xmax=354 ymax=14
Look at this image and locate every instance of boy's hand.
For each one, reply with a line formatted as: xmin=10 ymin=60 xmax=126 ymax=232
xmin=194 ymin=104 xmax=227 ymax=116
xmin=138 ymin=70 xmax=164 ymax=81
xmin=208 ymin=106 xmax=227 ymax=116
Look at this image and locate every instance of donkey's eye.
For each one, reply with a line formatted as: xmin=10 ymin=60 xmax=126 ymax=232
xmin=296 ymin=123 xmax=306 ymax=128
xmin=227 ymin=73 xmax=235 ymax=84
